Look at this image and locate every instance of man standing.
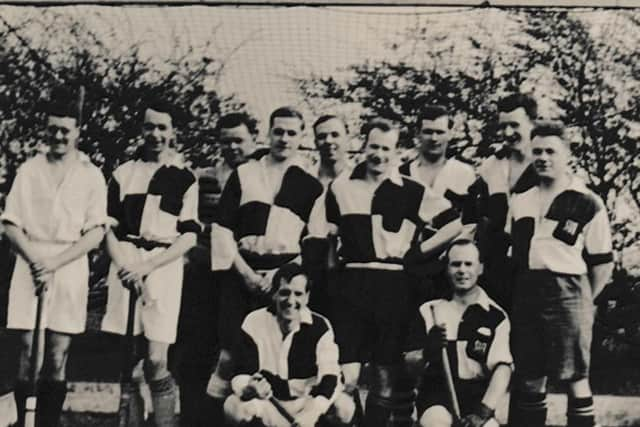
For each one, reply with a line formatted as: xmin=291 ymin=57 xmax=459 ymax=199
xmin=101 ymin=100 xmax=200 ymax=426
xmin=224 ymin=263 xmax=355 ymax=427
xmin=176 ymin=112 xmax=258 ymax=426
xmin=412 ymin=239 xmax=512 ymax=427
xmin=399 ymin=105 xmax=476 ymax=304
xmin=322 ymin=118 xmax=462 ymax=427
xmin=509 ymin=122 xmax=614 ymax=427
xmin=400 ymin=105 xmax=475 ymax=212
xmin=2 ymin=86 xmax=108 ymax=426
xmin=463 ymin=93 xmax=540 ymax=311
xmin=206 ymin=107 xmax=325 ymax=424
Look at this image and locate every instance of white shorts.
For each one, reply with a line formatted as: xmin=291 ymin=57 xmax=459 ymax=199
xmin=101 ymin=240 xmax=184 ymax=344
xmin=7 ymin=241 xmax=89 ymax=334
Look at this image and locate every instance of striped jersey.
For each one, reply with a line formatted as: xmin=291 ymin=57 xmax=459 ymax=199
xmin=511 ymin=177 xmax=613 ymax=275
xmin=232 ymin=306 xmax=340 ymax=409
xmin=399 ymin=157 xmax=476 ymax=212
xmin=211 ymin=156 xmax=324 ymax=271
xmin=107 ymin=154 xmax=200 ymax=244
xmin=323 ymin=162 xmax=458 ymax=267
xmin=418 ymin=288 xmax=512 ymax=382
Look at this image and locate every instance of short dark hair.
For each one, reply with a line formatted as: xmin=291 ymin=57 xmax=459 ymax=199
xmin=361 ymin=117 xmax=399 ymax=145
xmin=531 ymin=120 xmax=565 ymax=141
xmin=271 ymin=262 xmax=309 ymax=292
xmin=313 ymin=115 xmax=348 ymax=134
xmin=497 ymin=93 xmax=538 ymax=120
xmin=444 ymin=238 xmax=480 ymax=263
xmin=418 ymin=105 xmax=452 ymax=129
xmin=269 ymin=106 xmax=305 ymax=130
xmin=43 ymin=85 xmax=82 ymax=123
xmin=142 ymin=97 xmax=175 ymax=124
xmin=216 ymin=112 xmax=258 ymax=135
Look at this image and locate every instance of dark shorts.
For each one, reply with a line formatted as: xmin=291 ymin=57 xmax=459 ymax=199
xmin=511 ymin=270 xmax=593 ymax=382
xmin=217 ymin=270 xmax=271 ymax=349
xmin=329 ymin=268 xmax=411 ymax=365
xmin=416 ymin=376 xmax=487 ymax=417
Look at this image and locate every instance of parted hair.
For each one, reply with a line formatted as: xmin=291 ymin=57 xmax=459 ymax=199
xmin=271 ymin=262 xmax=310 ymax=292
xmin=418 ymin=105 xmax=453 ymax=129
xmin=269 ymin=106 xmax=305 ymax=130
xmin=531 ymin=120 xmax=566 ymax=141
xmin=497 ymin=93 xmax=538 ymax=120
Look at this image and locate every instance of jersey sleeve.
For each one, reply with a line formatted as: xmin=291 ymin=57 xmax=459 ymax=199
xmin=177 ymin=179 xmax=201 ymax=235
xmin=486 ymin=316 xmax=513 ymax=372
xmin=211 ymin=169 xmax=241 ymax=271
xmin=83 ymin=169 xmax=110 ymax=233
xmin=582 ymin=199 xmax=613 ymax=267
xmin=418 ymin=189 xmax=458 ymax=230
xmin=1 ymin=165 xmax=28 ymax=229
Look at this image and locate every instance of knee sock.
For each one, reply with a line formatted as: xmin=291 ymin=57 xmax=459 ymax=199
xmin=35 ymin=379 xmax=67 ymax=427
xmin=14 ymin=380 xmax=30 ymax=427
xmin=511 ymin=391 xmax=547 ymax=427
xmin=364 ymin=393 xmax=393 ymax=427
xmin=205 ymin=373 xmax=230 ymax=426
xmin=119 ymin=382 xmax=146 ymax=427
xmin=389 ymin=389 xmax=415 ymax=427
xmin=567 ymin=396 xmax=595 ymax=427
xmin=149 ymin=375 xmax=177 ymax=427
xmin=351 ymin=390 xmax=364 ymax=426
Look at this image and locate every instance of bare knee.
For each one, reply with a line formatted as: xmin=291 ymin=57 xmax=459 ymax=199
xmin=566 ymin=377 xmax=592 ymax=399
xmin=17 ymin=332 xmax=33 ymax=381
xmin=369 ymin=364 xmax=395 ymax=399
xmin=144 ymin=343 xmax=170 ymax=380
xmin=419 ymin=405 xmax=452 ymax=427
xmin=214 ymin=348 xmax=234 ymax=380
xmin=43 ymin=332 xmax=72 ymax=381
xmin=341 ymin=362 xmax=361 ymax=394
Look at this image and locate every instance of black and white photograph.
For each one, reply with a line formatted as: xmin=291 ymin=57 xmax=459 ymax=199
xmin=0 ymin=2 xmax=638 ymax=426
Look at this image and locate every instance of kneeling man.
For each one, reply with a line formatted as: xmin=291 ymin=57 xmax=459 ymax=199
xmin=225 ymin=263 xmax=355 ymax=427
xmin=412 ymin=239 xmax=512 ymax=427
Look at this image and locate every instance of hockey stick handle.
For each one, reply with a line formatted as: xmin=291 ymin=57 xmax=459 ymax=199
xmin=430 ymin=305 xmax=461 ymax=419
xmin=269 ymin=396 xmax=297 ymax=426
xmin=25 ymin=280 xmax=48 ymax=427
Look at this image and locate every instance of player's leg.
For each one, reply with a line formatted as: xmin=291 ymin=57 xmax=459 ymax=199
xmin=509 ymin=271 xmax=548 ymax=427
xmin=144 ymin=340 xmax=177 ymax=426
xmin=35 ymin=331 xmax=71 ymax=427
xmin=206 ymin=270 xmax=253 ymax=424
xmin=551 ymin=274 xmax=596 ymax=427
xmin=365 ymin=271 xmax=413 ymax=427
xmin=14 ymin=331 xmax=34 ymax=427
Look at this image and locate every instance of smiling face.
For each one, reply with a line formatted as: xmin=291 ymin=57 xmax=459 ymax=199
xmin=220 ymin=123 xmax=255 ymax=167
xmin=418 ymin=115 xmax=450 ymax=161
xmin=365 ymin=127 xmax=399 ymax=177
xmin=497 ymin=107 xmax=534 ymax=155
xmin=273 ymin=274 xmax=310 ymax=324
xmin=314 ymin=117 xmax=348 ymax=166
xmin=141 ymin=108 xmax=174 ymax=157
xmin=531 ymin=134 xmax=570 ymax=181
xmin=45 ymin=115 xmax=79 ymax=159
xmin=447 ymin=243 xmax=483 ymax=295
xmin=269 ymin=116 xmax=303 ymax=162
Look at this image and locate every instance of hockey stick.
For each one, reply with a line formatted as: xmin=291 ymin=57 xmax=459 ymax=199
xmin=269 ymin=396 xmax=297 ymax=426
xmin=24 ymin=279 xmax=48 ymax=427
xmin=118 ymin=282 xmax=139 ymax=427
xmin=430 ymin=305 xmax=461 ymax=420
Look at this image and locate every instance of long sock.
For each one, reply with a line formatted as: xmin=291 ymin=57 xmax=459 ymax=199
xmin=205 ymin=373 xmax=230 ymax=426
xmin=512 ymin=391 xmax=547 ymax=427
xmin=204 ymin=395 xmax=226 ymax=427
xmin=567 ymin=396 xmax=596 ymax=427
xmin=35 ymin=379 xmax=67 ymax=427
xmin=149 ymin=376 xmax=177 ymax=427
xmin=351 ymin=391 xmax=364 ymax=426
xmin=389 ymin=390 xmax=415 ymax=427
xmin=364 ymin=393 xmax=393 ymax=427
xmin=14 ymin=380 xmax=30 ymax=427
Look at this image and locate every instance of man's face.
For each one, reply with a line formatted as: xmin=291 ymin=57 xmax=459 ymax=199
xmin=274 ymin=275 xmax=310 ymax=324
xmin=531 ymin=135 xmax=569 ymax=181
xmin=314 ymin=118 xmax=348 ymax=165
xmin=46 ymin=116 xmax=79 ymax=159
xmin=497 ymin=107 xmax=534 ymax=153
xmin=365 ymin=128 xmax=398 ymax=177
xmin=220 ymin=124 xmax=255 ymax=167
xmin=142 ymin=108 xmax=174 ymax=155
xmin=269 ymin=117 xmax=303 ymax=161
xmin=447 ymin=243 xmax=483 ymax=294
xmin=418 ymin=116 xmax=450 ymax=160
